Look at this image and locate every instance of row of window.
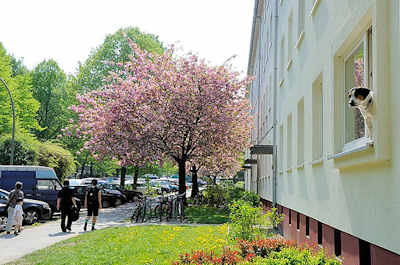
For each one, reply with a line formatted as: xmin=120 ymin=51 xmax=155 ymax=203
xmin=278 ymin=26 xmax=373 ymax=171
xmin=287 ymin=208 xmax=371 ymax=264
xmin=280 ymin=0 xmax=317 ymax=82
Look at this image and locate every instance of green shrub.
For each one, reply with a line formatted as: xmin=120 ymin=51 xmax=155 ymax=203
xmin=203 ymin=184 xmax=228 ymax=208
xmin=38 ymin=142 xmax=75 ymax=180
xmin=241 ymin=191 xmax=260 ymax=207
xmin=234 ymin=181 xmax=245 ymax=189
xmin=229 ymin=200 xmax=267 ymax=241
xmin=0 ymin=134 xmax=39 ymax=165
xmin=227 ymin=186 xmax=245 ymax=202
xmin=241 ymin=247 xmax=341 ymax=265
xmin=265 ymin=208 xmax=284 ymax=229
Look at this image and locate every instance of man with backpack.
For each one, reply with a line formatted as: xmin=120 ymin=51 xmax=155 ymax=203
xmin=84 ymin=179 xmax=102 ymax=231
xmin=57 ymin=180 xmax=77 ymax=232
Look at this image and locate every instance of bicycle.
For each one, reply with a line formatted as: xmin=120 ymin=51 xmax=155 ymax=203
xmin=131 ymin=195 xmax=146 ymax=223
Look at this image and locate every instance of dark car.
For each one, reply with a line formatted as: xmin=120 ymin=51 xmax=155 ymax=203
xmin=69 ymin=185 xmax=126 ymax=208
xmin=0 ymin=203 xmax=7 ymax=231
xmin=101 ymin=183 xmax=139 ymax=202
xmin=0 ymin=189 xmax=52 ymax=225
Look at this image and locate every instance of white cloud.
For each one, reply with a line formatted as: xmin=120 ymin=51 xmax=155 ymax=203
xmin=0 ymin=0 xmax=254 ymax=75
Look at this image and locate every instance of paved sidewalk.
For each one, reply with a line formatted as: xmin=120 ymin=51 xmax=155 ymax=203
xmin=0 ymin=203 xmax=135 ymax=265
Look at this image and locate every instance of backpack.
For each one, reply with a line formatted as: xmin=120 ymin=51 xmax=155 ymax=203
xmin=71 ymin=205 xmax=80 ymax=221
xmin=87 ymin=187 xmax=99 ymax=205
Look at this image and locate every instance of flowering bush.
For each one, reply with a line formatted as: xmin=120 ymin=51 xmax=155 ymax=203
xmin=238 ymin=238 xmax=296 ymax=258
xmin=173 ymin=248 xmax=240 ymax=265
xmin=173 ymin=241 xmax=342 ymax=265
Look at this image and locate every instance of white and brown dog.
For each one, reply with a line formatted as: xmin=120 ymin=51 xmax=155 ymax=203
xmin=348 ymin=87 xmax=375 ymax=140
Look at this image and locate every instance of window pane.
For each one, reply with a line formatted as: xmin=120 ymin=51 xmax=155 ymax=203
xmin=37 ymin=180 xmax=55 ymax=190
xmin=345 ymin=42 xmax=365 ymax=143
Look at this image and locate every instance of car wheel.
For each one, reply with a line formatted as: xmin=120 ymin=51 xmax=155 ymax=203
xmin=102 ymin=200 xmax=111 ymax=208
xmin=24 ymin=209 xmax=39 ymax=225
xmin=0 ymin=215 xmax=8 ymax=231
xmin=115 ymin=198 xmax=123 ymax=206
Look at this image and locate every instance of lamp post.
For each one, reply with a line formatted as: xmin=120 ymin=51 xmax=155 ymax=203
xmin=0 ymin=78 xmax=15 ymax=165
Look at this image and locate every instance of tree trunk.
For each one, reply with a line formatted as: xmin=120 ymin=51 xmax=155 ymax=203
xmin=80 ymin=163 xmax=85 ymax=179
xmin=120 ymin=166 xmax=127 ymax=188
xmin=89 ymin=164 xmax=93 ymax=178
xmin=191 ymin=165 xmax=199 ymax=198
xmin=133 ymin=166 xmax=139 ymax=190
xmin=213 ymin=176 xmax=217 ymax=185
xmin=178 ymin=160 xmax=186 ymax=195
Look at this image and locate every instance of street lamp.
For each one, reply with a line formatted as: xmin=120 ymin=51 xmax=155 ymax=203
xmin=0 ymin=78 xmax=15 ymax=165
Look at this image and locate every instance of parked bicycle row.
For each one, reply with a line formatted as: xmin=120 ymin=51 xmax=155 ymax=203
xmin=131 ymin=193 xmax=186 ymax=223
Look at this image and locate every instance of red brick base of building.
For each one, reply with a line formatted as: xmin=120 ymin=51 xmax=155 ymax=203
xmin=260 ymin=198 xmax=400 ymax=265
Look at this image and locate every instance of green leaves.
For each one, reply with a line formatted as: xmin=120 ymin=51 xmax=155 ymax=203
xmin=0 ymin=42 xmax=41 ymax=135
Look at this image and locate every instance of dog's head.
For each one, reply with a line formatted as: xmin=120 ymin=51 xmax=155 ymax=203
xmin=348 ymin=87 xmax=372 ymax=108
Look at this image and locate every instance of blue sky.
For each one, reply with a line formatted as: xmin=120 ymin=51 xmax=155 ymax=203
xmin=0 ymin=0 xmax=254 ymax=75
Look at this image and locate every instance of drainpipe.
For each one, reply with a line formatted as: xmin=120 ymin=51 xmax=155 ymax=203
xmin=272 ymin=0 xmax=279 ymax=207
xmin=256 ymin=11 xmax=261 ymax=196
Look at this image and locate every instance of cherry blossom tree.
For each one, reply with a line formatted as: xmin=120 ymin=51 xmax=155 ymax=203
xmin=66 ymin=38 xmax=253 ymax=195
xmin=115 ymin=40 xmax=253 ymax=195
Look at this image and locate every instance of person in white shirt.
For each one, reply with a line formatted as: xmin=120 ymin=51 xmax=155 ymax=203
xmin=13 ymin=198 xmax=23 ymax=235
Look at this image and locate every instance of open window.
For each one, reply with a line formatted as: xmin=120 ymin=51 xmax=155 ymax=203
xmin=343 ymin=28 xmax=373 ymax=151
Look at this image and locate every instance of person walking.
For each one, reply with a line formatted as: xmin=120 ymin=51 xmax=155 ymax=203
xmin=6 ymin=182 xmax=24 ymax=235
xmin=13 ymin=198 xmax=24 ymax=235
xmin=84 ymin=179 xmax=102 ymax=231
xmin=57 ymin=180 xmax=76 ymax=232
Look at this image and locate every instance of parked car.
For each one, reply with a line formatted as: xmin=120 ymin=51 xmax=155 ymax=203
xmin=150 ymin=180 xmax=171 ymax=193
xmin=0 ymin=203 xmax=7 ymax=231
xmin=100 ymin=183 xmax=136 ymax=202
xmin=0 ymin=166 xmax=80 ymax=212
xmin=0 ymin=189 xmax=52 ymax=225
xmin=69 ymin=185 xmax=126 ymax=208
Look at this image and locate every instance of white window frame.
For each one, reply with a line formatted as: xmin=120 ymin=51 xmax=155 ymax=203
xmin=342 ymin=31 xmax=372 ymax=153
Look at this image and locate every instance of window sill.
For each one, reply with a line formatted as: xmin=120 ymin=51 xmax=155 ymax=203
xmin=310 ymin=0 xmax=322 ymax=17
xmin=311 ymin=158 xmax=323 ymax=167
xmin=328 ymin=140 xmax=373 ymax=160
xmin=286 ymin=59 xmax=293 ymax=71
xmin=279 ymin=79 xmax=285 ymax=88
xmin=297 ymin=163 xmax=304 ymax=170
xmin=295 ymin=32 xmax=305 ymax=49
xmin=326 ymin=139 xmax=389 ymax=170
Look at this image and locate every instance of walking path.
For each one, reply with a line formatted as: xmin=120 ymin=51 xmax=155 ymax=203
xmin=0 ymin=203 xmax=135 ymax=265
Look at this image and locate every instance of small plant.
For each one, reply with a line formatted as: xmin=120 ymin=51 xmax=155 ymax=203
xmin=265 ymin=207 xmax=284 ymax=229
xmin=228 ymin=200 xmax=267 ymax=241
xmin=240 ymin=191 xmax=260 ymax=207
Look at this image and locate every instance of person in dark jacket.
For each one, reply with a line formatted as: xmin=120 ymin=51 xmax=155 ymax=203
xmin=57 ymin=180 xmax=76 ymax=232
xmin=84 ymin=179 xmax=102 ymax=231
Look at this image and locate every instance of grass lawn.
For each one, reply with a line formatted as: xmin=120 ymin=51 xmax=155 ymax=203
xmin=9 ymin=225 xmax=229 ymax=265
xmin=185 ymin=206 xmax=230 ymax=224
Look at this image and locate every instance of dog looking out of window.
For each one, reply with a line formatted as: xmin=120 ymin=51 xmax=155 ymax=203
xmin=348 ymin=87 xmax=375 ymax=140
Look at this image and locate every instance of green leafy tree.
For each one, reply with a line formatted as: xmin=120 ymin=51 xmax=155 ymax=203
xmin=0 ymin=43 xmax=41 ymax=135
xmin=9 ymin=55 xmax=29 ymax=77
xmin=77 ymin=27 xmax=164 ymax=92
xmin=32 ymin=59 xmax=70 ymax=140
